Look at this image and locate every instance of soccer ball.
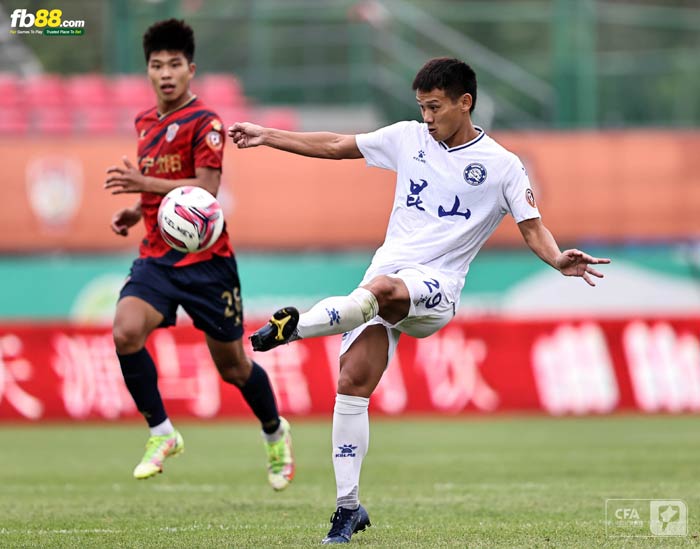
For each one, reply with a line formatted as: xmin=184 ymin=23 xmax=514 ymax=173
xmin=157 ymin=186 xmax=224 ymax=253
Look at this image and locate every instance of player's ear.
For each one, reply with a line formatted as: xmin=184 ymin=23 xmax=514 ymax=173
xmin=461 ymin=93 xmax=472 ymax=113
xmin=188 ymin=62 xmax=196 ymax=77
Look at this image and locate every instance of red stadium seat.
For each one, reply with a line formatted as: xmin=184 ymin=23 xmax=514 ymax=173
xmin=0 ymin=106 xmax=29 ymax=134
xmin=0 ymin=73 xmax=22 ymax=108
xmin=75 ymin=106 xmax=118 ymax=134
xmin=196 ymin=74 xmax=246 ymax=109
xmin=65 ymin=74 xmax=109 ymax=107
xmin=113 ymin=74 xmax=153 ymax=109
xmin=33 ymin=106 xmax=73 ymax=135
xmin=23 ymin=74 xmax=65 ymax=108
xmin=254 ymin=107 xmax=299 ymax=131
xmin=214 ymin=106 xmax=250 ymax=128
xmin=112 ymin=75 xmax=154 ymax=133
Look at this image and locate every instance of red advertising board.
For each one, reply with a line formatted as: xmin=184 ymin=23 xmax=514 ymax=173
xmin=1 ymin=317 xmax=699 ymax=421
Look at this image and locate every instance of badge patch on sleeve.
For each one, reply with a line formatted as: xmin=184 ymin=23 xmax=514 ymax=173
xmin=526 ymin=188 xmax=536 ymax=208
xmin=205 ymin=130 xmax=223 ymax=151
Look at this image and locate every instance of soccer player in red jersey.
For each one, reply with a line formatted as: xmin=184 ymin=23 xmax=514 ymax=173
xmin=104 ymin=19 xmax=294 ymax=490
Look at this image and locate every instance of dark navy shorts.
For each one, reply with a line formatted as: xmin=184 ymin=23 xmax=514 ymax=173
xmin=119 ymin=255 xmax=244 ymax=342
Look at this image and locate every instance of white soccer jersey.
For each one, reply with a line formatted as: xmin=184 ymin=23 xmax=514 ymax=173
xmin=356 ymin=120 xmax=540 ymax=294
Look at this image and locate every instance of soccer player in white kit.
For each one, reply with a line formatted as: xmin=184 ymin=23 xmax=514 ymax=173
xmin=229 ymin=58 xmax=610 ymax=544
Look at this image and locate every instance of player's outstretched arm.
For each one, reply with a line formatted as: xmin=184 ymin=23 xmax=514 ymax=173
xmin=518 ymin=218 xmax=611 ymax=287
xmin=228 ymin=122 xmax=363 ymax=160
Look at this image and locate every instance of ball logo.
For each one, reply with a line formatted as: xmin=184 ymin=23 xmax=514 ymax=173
xmin=463 ymin=163 xmax=487 ymax=186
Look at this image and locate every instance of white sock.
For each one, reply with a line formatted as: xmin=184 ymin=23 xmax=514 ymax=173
xmin=262 ymin=419 xmax=285 ymax=443
xmin=332 ymin=394 xmax=370 ymax=510
xmin=297 ymin=288 xmax=378 ymax=339
xmin=150 ymin=418 xmax=175 ymax=436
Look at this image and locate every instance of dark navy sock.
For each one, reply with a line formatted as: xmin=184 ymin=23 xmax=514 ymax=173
xmin=240 ymin=362 xmax=280 ymax=434
xmin=118 ymin=348 xmax=167 ymax=428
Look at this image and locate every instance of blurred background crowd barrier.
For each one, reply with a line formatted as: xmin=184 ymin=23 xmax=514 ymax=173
xmin=1 ymin=0 xmax=699 ymax=420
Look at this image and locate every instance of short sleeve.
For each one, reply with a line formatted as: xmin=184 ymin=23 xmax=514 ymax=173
xmin=503 ymin=157 xmax=540 ymax=222
xmin=193 ymin=113 xmax=225 ymax=170
xmin=355 ymin=121 xmax=412 ymax=171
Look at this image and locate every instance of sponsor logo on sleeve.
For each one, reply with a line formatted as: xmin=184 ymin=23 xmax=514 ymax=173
xmin=205 ymin=131 xmax=223 ymax=151
xmin=526 ymin=188 xmax=536 ymax=207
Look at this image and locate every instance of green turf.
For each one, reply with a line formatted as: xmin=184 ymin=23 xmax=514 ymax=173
xmin=0 ymin=416 xmax=697 ymax=548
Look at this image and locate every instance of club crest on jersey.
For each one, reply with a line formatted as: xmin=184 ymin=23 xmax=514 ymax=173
xmin=165 ymin=123 xmax=180 ymax=142
xmin=526 ymin=188 xmax=536 ymax=207
xmin=464 ymin=163 xmax=487 ymax=186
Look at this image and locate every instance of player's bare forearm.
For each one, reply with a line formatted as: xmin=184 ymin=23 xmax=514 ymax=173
xmin=264 ymin=129 xmax=361 ymax=159
xmin=518 ymin=217 xmax=560 ymax=269
xmin=228 ymin=122 xmax=362 ymax=160
xmin=518 ymin=217 xmax=611 ymax=286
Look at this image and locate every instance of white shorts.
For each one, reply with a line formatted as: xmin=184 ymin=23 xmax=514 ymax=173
xmin=338 ymin=265 xmax=459 ymax=363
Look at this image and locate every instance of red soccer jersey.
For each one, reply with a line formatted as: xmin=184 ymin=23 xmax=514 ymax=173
xmin=134 ymin=96 xmax=233 ymax=267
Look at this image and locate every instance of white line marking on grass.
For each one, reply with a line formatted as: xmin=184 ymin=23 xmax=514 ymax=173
xmin=0 ymin=528 xmax=122 ymax=535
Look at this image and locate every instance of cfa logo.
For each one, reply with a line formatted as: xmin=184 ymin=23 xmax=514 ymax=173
xmin=9 ymin=9 xmax=85 ymax=29
xmin=615 ymin=508 xmax=640 ymax=520
xmin=606 ymin=499 xmax=688 ymax=538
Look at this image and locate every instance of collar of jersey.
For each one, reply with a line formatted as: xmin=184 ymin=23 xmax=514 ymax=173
xmin=438 ymin=126 xmax=485 ymax=152
xmin=157 ymin=94 xmax=198 ymax=120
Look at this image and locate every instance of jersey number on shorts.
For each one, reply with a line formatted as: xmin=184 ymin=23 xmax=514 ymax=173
xmin=423 ymin=278 xmax=442 ymax=309
xmin=221 ymin=288 xmax=242 ymax=326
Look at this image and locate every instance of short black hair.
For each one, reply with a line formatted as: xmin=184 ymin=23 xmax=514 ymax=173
xmin=142 ymin=19 xmax=195 ymax=63
xmin=412 ymin=58 xmax=477 ymax=113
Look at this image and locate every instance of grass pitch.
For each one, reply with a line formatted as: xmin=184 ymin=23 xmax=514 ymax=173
xmin=0 ymin=416 xmax=697 ymax=548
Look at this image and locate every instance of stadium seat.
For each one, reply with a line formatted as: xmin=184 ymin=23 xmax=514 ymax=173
xmin=112 ymin=75 xmax=154 ymax=132
xmin=74 ymin=106 xmax=119 ymax=134
xmin=254 ymin=107 xmax=299 ymax=131
xmin=196 ymin=74 xmax=246 ymax=109
xmin=214 ymin=106 xmax=250 ymax=128
xmin=23 ymin=74 xmax=65 ymax=108
xmin=65 ymin=74 xmax=109 ymax=107
xmin=0 ymin=106 xmax=29 ymax=134
xmin=113 ymin=75 xmax=153 ymax=109
xmin=0 ymin=73 xmax=22 ymax=108
xmin=115 ymin=111 xmax=138 ymax=134
xmin=33 ymin=106 xmax=73 ymax=135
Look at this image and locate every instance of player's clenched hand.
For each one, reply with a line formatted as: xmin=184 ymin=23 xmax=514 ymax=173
xmin=105 ymin=156 xmax=147 ymax=194
xmin=556 ymin=249 xmax=611 ymax=287
xmin=110 ymin=206 xmax=142 ymax=237
xmin=228 ymin=122 xmax=264 ymax=148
